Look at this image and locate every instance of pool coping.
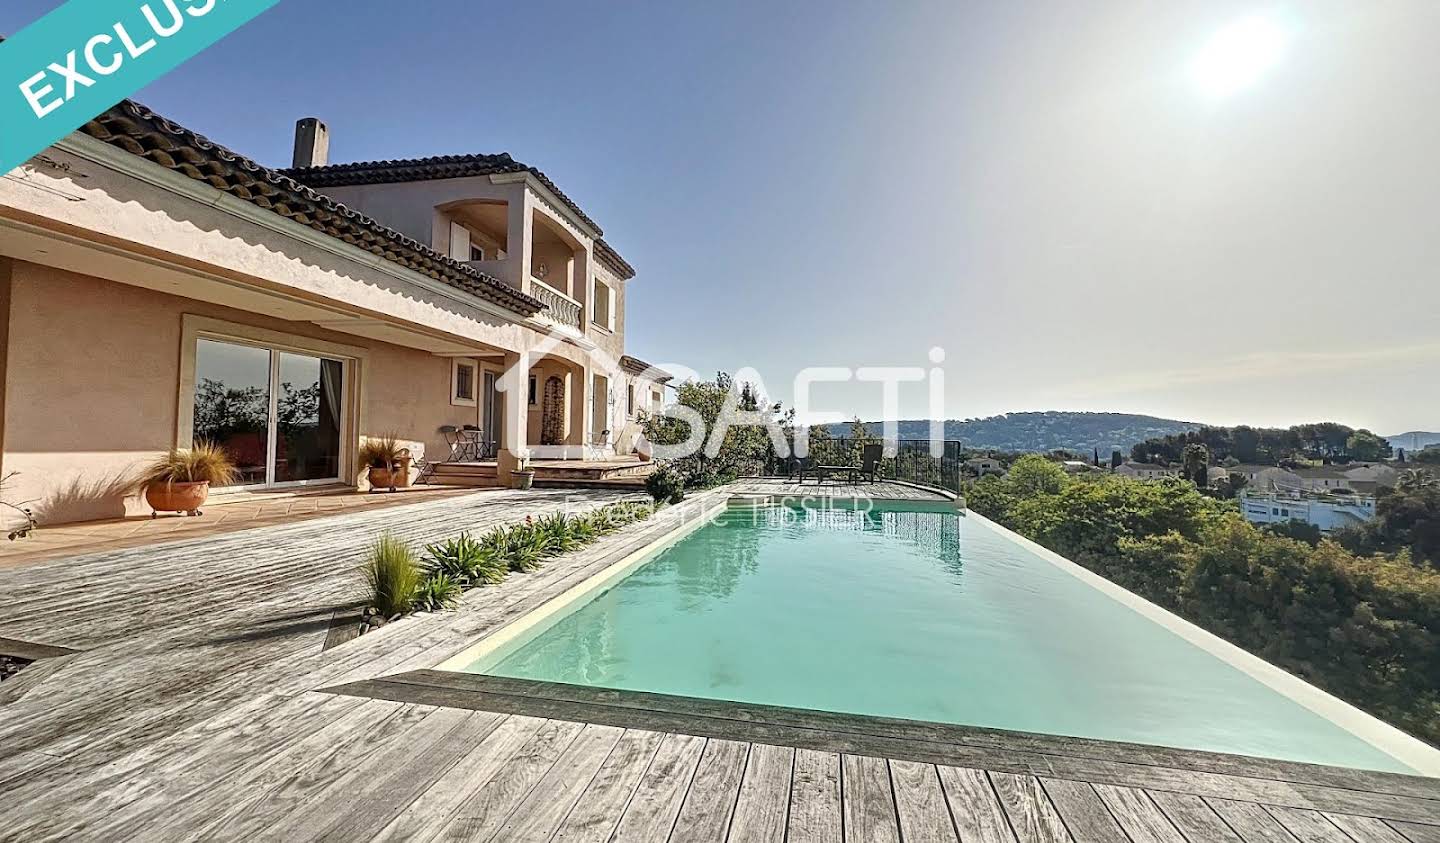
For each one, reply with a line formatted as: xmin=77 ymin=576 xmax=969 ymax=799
xmin=321 ymin=670 xmax=1440 ymax=812
xmin=965 ymin=511 xmax=1440 ymax=778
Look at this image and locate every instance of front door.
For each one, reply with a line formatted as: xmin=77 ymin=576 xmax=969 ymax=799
xmin=192 ymin=338 xmax=346 ymax=489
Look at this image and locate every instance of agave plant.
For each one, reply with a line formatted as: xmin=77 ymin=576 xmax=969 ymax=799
xmin=534 ymin=512 xmax=580 ymax=555
xmin=138 ymin=441 xmax=239 ymax=487
xmin=568 ymin=515 xmax=599 ymax=545
xmin=358 ymin=434 xmax=405 ymax=470
xmin=413 ymin=571 xmax=462 ymax=612
xmin=424 ymin=533 xmax=507 ymax=587
xmin=501 ymin=523 xmax=550 ymax=572
xmin=362 ymin=532 xmax=422 ymax=618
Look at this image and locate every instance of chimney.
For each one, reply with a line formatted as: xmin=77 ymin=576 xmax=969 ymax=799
xmin=292 ymin=117 xmax=329 ymax=169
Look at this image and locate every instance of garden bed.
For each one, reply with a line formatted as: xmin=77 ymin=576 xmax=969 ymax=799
xmin=354 ymin=499 xmax=662 ymax=635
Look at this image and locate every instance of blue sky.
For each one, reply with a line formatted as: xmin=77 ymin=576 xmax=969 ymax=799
xmin=5 ymin=1 xmax=1439 ymax=432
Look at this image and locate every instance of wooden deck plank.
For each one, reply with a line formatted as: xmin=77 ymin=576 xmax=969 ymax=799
xmin=429 ymin=717 xmax=587 ymax=842
xmin=552 ymin=729 xmax=666 ymax=843
xmin=1387 ymin=821 xmax=1440 ymax=843
xmin=608 ymin=733 xmax=706 ymax=843
xmin=1040 ymin=778 xmax=1126 ymax=842
xmin=669 ymin=739 xmax=750 ymax=843
xmin=990 ymin=772 xmax=1074 ymax=843
xmin=253 ymin=707 xmax=486 ymax=840
xmin=1206 ymin=798 xmax=1300 ymax=843
xmin=1092 ymin=783 xmax=1186 ymax=843
xmin=842 ymin=754 xmax=902 ymax=843
xmin=936 ymin=766 xmax=1019 ymax=843
xmin=787 ymin=749 xmax=843 ymax=843
xmin=367 ymin=714 xmax=548 ymax=843
xmin=170 ymin=700 xmax=431 ymax=842
xmin=1264 ymin=806 xmax=1354 ymax=842
xmin=489 ymin=722 xmax=626 ymax=842
xmin=1148 ymin=791 xmax=1243 ymax=843
xmin=1320 ymin=813 xmax=1411 ymax=843
xmin=892 ymin=760 xmax=961 ymax=843
xmin=728 ymin=742 xmax=796 ymax=843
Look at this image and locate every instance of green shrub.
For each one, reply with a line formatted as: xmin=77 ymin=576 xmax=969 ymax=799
xmin=425 ymin=533 xmax=507 ymax=587
xmin=497 ymin=523 xmax=549 ymax=572
xmin=414 ymin=571 xmax=462 ymax=611
xmin=363 ymin=532 xmax=422 ymax=617
xmin=646 ymin=466 xmax=686 ymax=505
xmin=535 ymin=513 xmax=581 ymax=555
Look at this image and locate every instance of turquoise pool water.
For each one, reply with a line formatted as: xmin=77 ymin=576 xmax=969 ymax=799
xmin=461 ymin=501 xmax=1411 ymax=773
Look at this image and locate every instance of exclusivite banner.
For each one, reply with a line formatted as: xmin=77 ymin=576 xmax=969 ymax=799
xmin=0 ymin=0 xmax=280 ymax=174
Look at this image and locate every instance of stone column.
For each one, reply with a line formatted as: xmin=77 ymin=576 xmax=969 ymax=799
xmin=496 ymin=351 xmax=530 ymax=476
xmin=506 ymin=187 xmax=534 ymax=295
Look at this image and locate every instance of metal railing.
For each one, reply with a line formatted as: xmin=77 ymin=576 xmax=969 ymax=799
xmin=530 ymin=281 xmax=581 ymax=331
xmin=765 ymin=438 xmax=965 ymax=493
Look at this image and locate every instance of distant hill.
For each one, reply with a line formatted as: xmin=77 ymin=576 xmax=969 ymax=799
xmin=1386 ymin=432 xmax=1440 ymax=453
xmin=826 ymin=412 xmax=1202 ymax=455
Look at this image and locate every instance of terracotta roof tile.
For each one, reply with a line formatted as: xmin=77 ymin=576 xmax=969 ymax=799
xmin=284 ymin=153 xmax=601 ymax=230
xmin=76 ymin=101 xmax=546 ymax=318
xmin=594 ymin=238 xmax=636 ymax=280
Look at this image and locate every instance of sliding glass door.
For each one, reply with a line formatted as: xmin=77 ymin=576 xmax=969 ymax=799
xmin=193 ymin=338 xmax=345 ymax=489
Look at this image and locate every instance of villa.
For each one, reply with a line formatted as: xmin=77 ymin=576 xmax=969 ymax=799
xmin=0 ymin=105 xmax=669 ymax=524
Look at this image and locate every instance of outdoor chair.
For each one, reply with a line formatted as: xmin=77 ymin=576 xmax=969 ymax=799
xmin=854 ymin=443 xmax=882 ymax=483
xmin=801 ymin=444 xmax=883 ymax=484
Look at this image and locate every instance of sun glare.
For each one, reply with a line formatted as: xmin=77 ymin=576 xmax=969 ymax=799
xmin=1189 ymin=15 xmax=1290 ymax=98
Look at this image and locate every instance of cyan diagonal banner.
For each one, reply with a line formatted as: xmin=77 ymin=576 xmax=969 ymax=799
xmin=0 ymin=0 xmax=280 ymax=175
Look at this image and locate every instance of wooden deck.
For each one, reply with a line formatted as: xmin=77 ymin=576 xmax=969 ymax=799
xmin=0 ymin=480 xmax=1435 ymax=842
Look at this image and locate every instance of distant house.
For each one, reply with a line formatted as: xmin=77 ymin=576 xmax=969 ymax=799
xmin=1229 ymin=464 xmax=1302 ymax=492
xmin=1291 ymin=467 xmax=1354 ymax=492
xmin=1342 ymin=463 xmax=1400 ymax=489
xmin=1240 ymin=491 xmax=1376 ymax=532
xmin=964 ymin=457 xmax=1005 ymax=476
xmin=1062 ymin=460 xmax=1097 ymax=474
xmin=1114 ymin=462 xmax=1178 ymax=480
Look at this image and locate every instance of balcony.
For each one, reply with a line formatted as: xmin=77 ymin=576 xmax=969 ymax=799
xmin=529 ymin=280 xmax=582 ymax=331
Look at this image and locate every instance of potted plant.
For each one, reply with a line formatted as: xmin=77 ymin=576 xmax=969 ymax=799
xmin=139 ymin=442 xmax=239 ymax=517
xmin=511 ymin=450 xmax=535 ymax=490
xmin=359 ymin=434 xmax=406 ymax=492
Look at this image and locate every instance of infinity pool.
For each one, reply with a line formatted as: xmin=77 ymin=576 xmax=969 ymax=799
xmin=455 ymin=500 xmax=1420 ymax=773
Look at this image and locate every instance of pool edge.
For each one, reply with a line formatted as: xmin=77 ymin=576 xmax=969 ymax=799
xmin=966 ymin=510 xmax=1440 ymax=777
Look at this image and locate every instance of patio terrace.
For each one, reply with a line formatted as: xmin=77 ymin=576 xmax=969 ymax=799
xmin=0 ymin=480 xmax=1435 ymax=842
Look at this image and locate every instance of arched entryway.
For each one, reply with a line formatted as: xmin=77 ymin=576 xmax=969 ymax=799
xmin=541 ymin=375 xmax=566 ymax=445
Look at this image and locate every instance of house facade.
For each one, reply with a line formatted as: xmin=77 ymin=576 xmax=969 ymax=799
xmin=1114 ymin=462 xmax=1178 ymax=480
xmin=0 ymin=105 xmax=668 ymax=523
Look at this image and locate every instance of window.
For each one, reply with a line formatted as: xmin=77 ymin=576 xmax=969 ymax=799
xmin=652 ymin=390 xmax=662 ymax=411
xmin=469 ymin=244 xmax=485 ymax=262
xmin=451 ymin=359 xmax=477 ymax=406
xmin=627 ymin=383 xmax=635 ymax=416
xmin=528 ymin=375 xmax=538 ymax=405
xmin=592 ymin=279 xmax=613 ymax=330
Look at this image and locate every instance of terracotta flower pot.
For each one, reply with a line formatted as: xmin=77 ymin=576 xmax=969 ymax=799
xmin=368 ymin=465 xmax=401 ymax=491
xmin=145 ymin=481 xmax=211 ymax=517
